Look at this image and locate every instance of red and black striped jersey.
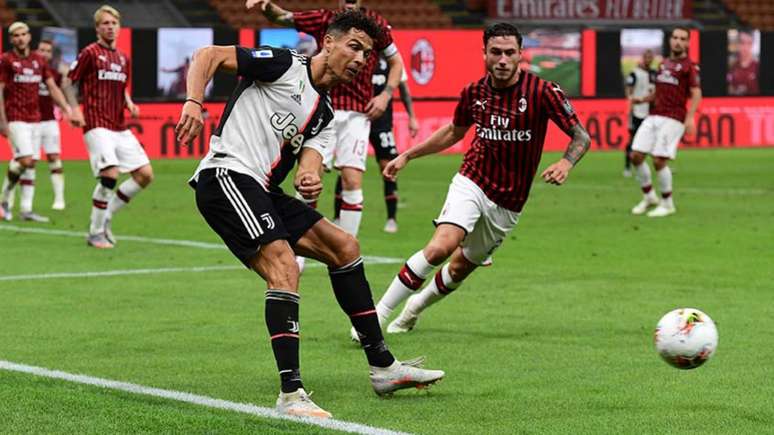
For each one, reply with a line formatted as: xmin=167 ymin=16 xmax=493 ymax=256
xmin=652 ymin=56 xmax=700 ymax=122
xmin=453 ymin=72 xmax=580 ymax=212
xmin=293 ymin=8 xmax=395 ymax=113
xmin=0 ymin=50 xmax=51 ymax=123
xmin=68 ymin=42 xmax=130 ymax=132
xmin=38 ymin=68 xmax=62 ymax=121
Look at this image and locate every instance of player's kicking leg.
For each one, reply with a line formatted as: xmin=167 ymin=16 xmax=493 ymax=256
xmin=296 ymin=219 xmax=445 ymax=396
xmin=389 ymin=246 xmax=477 ymax=333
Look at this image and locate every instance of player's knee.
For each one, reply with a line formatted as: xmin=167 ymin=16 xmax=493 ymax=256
xmin=423 ymin=242 xmax=455 ymax=265
xmin=653 ymin=158 xmax=668 ymax=170
xmin=448 ymin=256 xmax=475 ymax=282
xmin=133 ymin=166 xmax=154 ymax=187
xmin=333 ymin=233 xmax=361 ymax=267
xmin=631 ymin=152 xmax=646 ymax=165
xmin=100 ymin=176 xmax=117 ymax=190
xmin=18 ymin=156 xmax=34 ymax=168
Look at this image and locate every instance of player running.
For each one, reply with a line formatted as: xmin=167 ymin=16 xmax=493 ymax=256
xmin=630 ymin=27 xmax=701 ymax=218
xmin=623 ymin=49 xmax=655 ymax=178
xmin=36 ymin=39 xmax=68 ymax=210
xmin=365 ymin=23 xmax=591 ymax=336
xmin=333 ymin=53 xmax=419 ymax=233
xmin=63 ymin=5 xmax=153 ymax=248
xmin=252 ymin=0 xmax=405 ymax=238
xmin=0 ymin=22 xmax=70 ymax=222
xmin=176 ymin=11 xmax=444 ymax=419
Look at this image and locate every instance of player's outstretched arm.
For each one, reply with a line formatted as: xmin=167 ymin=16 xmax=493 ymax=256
xmin=383 ymin=123 xmax=468 ymax=181
xmin=247 ymin=0 xmax=295 ymax=27
xmin=176 ymin=45 xmax=238 ymax=143
xmin=541 ymin=123 xmax=591 ymax=186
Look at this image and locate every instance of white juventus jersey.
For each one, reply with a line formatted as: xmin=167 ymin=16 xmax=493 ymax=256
xmin=190 ymin=46 xmax=334 ymax=190
xmin=626 ymin=65 xmax=656 ymax=120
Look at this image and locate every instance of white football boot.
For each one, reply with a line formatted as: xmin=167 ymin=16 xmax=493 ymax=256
xmin=370 ymin=357 xmax=445 ymax=396
xmin=631 ymin=195 xmax=659 ymax=215
xmin=387 ymin=295 xmax=420 ymax=334
xmin=275 ymin=388 xmax=332 ymax=419
xmin=383 ymin=218 xmax=398 ymax=233
xmin=647 ymin=202 xmax=676 ymax=218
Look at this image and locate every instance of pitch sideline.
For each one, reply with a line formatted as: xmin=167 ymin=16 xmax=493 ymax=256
xmin=0 ymin=360 xmax=410 ymax=435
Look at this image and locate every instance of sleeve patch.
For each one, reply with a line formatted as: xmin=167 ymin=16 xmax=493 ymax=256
xmin=252 ymin=50 xmax=274 ymax=59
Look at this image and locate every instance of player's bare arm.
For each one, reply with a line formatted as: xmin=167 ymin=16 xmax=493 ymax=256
xmin=0 ymin=83 xmax=8 ymax=136
xmin=541 ymin=123 xmax=591 ymax=186
xmin=44 ymin=76 xmax=72 ymax=118
xmin=684 ymin=86 xmax=702 ymax=135
xmin=175 ymin=45 xmax=239 ymax=144
xmin=61 ymin=78 xmax=85 ymax=127
xmin=248 ymin=0 xmax=295 ymax=26
xmin=295 ymin=148 xmax=324 ymax=201
xmin=366 ymin=52 xmax=403 ymax=120
xmin=383 ymin=123 xmax=468 ymax=181
xmin=125 ymin=90 xmax=140 ymax=118
xmin=398 ymin=79 xmax=419 ymax=137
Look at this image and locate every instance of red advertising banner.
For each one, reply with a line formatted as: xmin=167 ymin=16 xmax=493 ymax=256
xmin=489 ymin=0 xmax=693 ymax=20
xmin=392 ymin=30 xmax=485 ymax=99
xmin=0 ymin=97 xmax=771 ymax=162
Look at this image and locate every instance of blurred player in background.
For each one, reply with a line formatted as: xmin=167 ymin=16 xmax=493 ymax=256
xmin=629 ymin=27 xmax=701 ymax=218
xmin=727 ymin=30 xmax=759 ymax=96
xmin=334 ymin=54 xmax=419 ymax=233
xmin=0 ymin=22 xmax=70 ymax=222
xmin=251 ymin=0 xmax=405 ymax=239
xmin=63 ymin=5 xmax=153 ymax=248
xmin=364 ymin=23 xmax=590 ymax=336
xmin=623 ymin=49 xmax=655 ymax=177
xmin=36 ymin=39 xmax=68 ymax=210
xmin=176 ymin=10 xmax=444 ymax=418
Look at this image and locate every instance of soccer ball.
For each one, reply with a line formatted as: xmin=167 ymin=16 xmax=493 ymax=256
xmin=654 ymin=308 xmax=718 ymax=369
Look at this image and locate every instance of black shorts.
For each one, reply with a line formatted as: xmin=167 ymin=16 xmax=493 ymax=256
xmin=369 ymin=129 xmax=398 ymax=161
xmin=194 ymin=168 xmax=323 ymax=267
xmin=629 ymin=116 xmax=645 ymax=134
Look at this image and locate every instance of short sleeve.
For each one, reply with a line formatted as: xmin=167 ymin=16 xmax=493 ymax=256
xmin=543 ymin=81 xmax=580 ymax=136
xmin=375 ymin=16 xmax=394 ymax=53
xmin=689 ymin=63 xmax=701 ymax=88
xmin=235 ymin=46 xmax=293 ymax=82
xmin=625 ymin=72 xmax=636 ymax=87
xmin=293 ymin=9 xmax=330 ymax=45
xmin=452 ymin=85 xmax=474 ymax=128
xmin=67 ymin=49 xmax=93 ymax=83
xmin=40 ymin=60 xmax=53 ymax=81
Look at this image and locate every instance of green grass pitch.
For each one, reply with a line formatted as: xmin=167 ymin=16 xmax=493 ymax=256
xmin=1 ymin=148 xmax=773 ymax=434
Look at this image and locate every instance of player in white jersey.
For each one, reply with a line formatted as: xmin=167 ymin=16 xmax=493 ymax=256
xmin=624 ymin=50 xmax=655 ymax=177
xmin=176 ymin=10 xmax=444 ymax=420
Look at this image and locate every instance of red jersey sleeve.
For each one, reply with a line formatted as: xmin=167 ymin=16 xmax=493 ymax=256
xmin=689 ymin=63 xmax=701 ymax=88
xmin=293 ymin=9 xmax=331 ymax=44
xmin=452 ymin=85 xmax=473 ymax=128
xmin=373 ymin=14 xmax=393 ymax=52
xmin=542 ymin=81 xmax=580 ymax=136
xmin=40 ymin=59 xmax=53 ymax=81
xmin=67 ymin=48 xmax=93 ymax=83
xmin=0 ymin=55 xmax=11 ymax=84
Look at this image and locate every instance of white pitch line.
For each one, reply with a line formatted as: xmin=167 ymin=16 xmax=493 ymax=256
xmin=0 ymin=257 xmax=403 ymax=283
xmin=0 ymin=360 xmax=410 ymax=435
xmin=0 ymin=224 xmax=225 ymax=249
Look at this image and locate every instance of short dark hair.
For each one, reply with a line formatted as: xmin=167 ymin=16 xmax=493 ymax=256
xmin=327 ymin=10 xmax=383 ymax=45
xmin=671 ymin=26 xmax=691 ymax=38
xmin=484 ymin=23 xmax=522 ymax=48
xmin=38 ymin=38 xmax=54 ymax=46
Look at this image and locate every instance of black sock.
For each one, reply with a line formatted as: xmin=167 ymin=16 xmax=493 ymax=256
xmin=383 ymin=178 xmax=397 ymax=220
xmin=265 ymin=290 xmax=303 ymax=393
xmin=625 ymin=140 xmax=633 ymax=169
xmin=329 ymin=258 xmax=395 ymax=368
xmin=7 ymin=169 xmax=21 ymax=186
xmin=333 ymin=175 xmax=343 ymax=220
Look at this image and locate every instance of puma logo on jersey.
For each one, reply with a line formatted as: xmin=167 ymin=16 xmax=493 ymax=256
xmin=270 ymin=112 xmax=305 ymax=153
xmin=473 ymin=99 xmax=487 ymax=111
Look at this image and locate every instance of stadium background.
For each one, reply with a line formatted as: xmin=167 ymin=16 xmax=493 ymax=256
xmin=0 ymin=0 xmax=772 ymax=161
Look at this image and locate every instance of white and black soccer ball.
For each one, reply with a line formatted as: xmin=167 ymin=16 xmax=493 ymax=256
xmin=654 ymin=308 xmax=718 ymax=369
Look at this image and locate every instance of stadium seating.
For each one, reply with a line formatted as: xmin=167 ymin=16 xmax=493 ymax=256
xmin=209 ymin=0 xmax=453 ymax=29
xmin=723 ymin=0 xmax=774 ymax=30
xmin=0 ymin=0 xmax=17 ymax=26
xmin=44 ymin=0 xmax=190 ymax=28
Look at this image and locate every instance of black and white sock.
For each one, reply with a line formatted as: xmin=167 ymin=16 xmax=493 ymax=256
xmin=265 ymin=289 xmax=303 ymax=393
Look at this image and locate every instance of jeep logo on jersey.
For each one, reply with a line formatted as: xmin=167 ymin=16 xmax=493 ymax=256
xmin=410 ymin=38 xmax=434 ymax=85
xmin=270 ymin=112 xmax=305 ymax=153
